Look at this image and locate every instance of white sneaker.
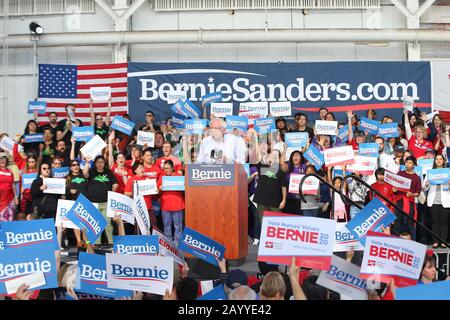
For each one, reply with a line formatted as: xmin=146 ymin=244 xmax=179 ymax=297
xmin=253 ymin=239 xmax=260 ymax=245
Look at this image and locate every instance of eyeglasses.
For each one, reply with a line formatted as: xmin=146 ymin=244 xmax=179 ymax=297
xmin=96 ymin=118 xmax=103 ymax=121
xmin=42 ymin=167 xmax=50 ymax=170
xmin=71 ymin=163 xmax=80 ymax=167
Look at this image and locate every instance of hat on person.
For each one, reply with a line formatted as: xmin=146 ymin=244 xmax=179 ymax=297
xmin=226 ymin=269 xmax=248 ymax=289
xmin=393 ymin=144 xmax=405 ymax=152
xmin=425 ymin=148 xmax=436 ymax=155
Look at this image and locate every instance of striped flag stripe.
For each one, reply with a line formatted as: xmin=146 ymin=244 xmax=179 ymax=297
xmin=77 ymin=63 xmax=128 ymax=70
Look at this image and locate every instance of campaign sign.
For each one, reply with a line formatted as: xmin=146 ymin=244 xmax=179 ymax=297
xmin=113 ymin=235 xmax=159 ymax=256
xmin=133 ymin=195 xmax=151 ymax=235
xmin=211 ymin=103 xmax=233 ymax=117
xmin=257 ymin=212 xmax=336 ymax=270
xmin=106 ymin=253 xmax=174 ymax=295
xmin=23 ymin=134 xmax=44 ymax=143
xmin=66 ymin=193 xmax=107 ymax=244
xmin=152 ymin=228 xmax=185 ymax=266
xmin=0 ymin=219 xmax=59 ymax=251
xmin=73 ymin=126 xmax=95 ymax=142
xmin=338 ymin=125 xmax=349 ymax=143
xmin=304 ymin=145 xmax=325 ymax=171
xmin=254 ymin=117 xmax=276 ymax=134
xmin=52 ymin=167 xmax=70 ymax=178
xmin=427 ymin=168 xmax=450 ymax=185
xmin=377 ymin=123 xmax=399 ymax=138
xmin=396 ymin=280 xmax=450 ymax=300
xmin=90 ymin=86 xmax=111 ymax=102
xmin=80 ymin=135 xmax=107 ymax=160
xmin=333 ymin=223 xmax=364 ymax=252
xmin=55 ymin=199 xmax=81 ymax=229
xmin=171 ymin=100 xmax=189 ymax=118
xmin=187 ymin=164 xmax=235 ymax=187
xmin=359 ymin=117 xmax=380 ymax=135
xmin=403 ymin=95 xmax=414 ymax=111
xmin=269 ymin=101 xmax=291 ymax=117
xmin=346 ymin=156 xmax=378 ymax=176
xmin=184 ymin=119 xmax=207 ymax=135
xmin=183 ymin=100 xmax=202 ymax=119
xmin=345 ymin=198 xmax=397 ymax=246
xmin=417 ymin=158 xmax=434 ymax=175
xmin=171 ymin=114 xmax=185 ymax=129
xmin=289 ymin=174 xmax=319 ymax=195
xmin=167 ymin=91 xmax=188 ymax=104
xmin=0 ymin=136 xmax=16 ymax=154
xmin=28 ymin=100 xmax=47 ymax=114
xmin=384 ymin=170 xmax=412 ymax=192
xmin=22 ymin=173 xmax=37 ymax=190
xmin=136 ymin=131 xmax=155 ymax=147
xmin=316 ymin=256 xmax=368 ymax=300
xmin=43 ymin=178 xmax=66 ymax=195
xmin=76 ymin=252 xmax=133 ymax=298
xmin=197 ymin=284 xmax=227 ymax=300
xmin=106 ymin=191 xmax=135 ymax=225
xmin=285 ymin=132 xmax=308 ymax=148
xmin=178 ymin=227 xmax=225 ymax=266
xmin=239 ymin=101 xmax=268 ymax=116
xmin=315 ymin=120 xmax=338 ymax=136
xmin=360 ymin=231 xmax=426 ymax=287
xmin=226 ymin=115 xmax=248 ymax=132
xmin=0 ymin=244 xmax=57 ymax=294
xmin=162 ymin=176 xmax=185 ymax=191
xmin=358 ymin=143 xmax=379 ymax=158
xmin=201 ymin=92 xmax=222 ymax=106
xmin=111 ymin=116 xmax=135 ymax=136
xmin=323 ymin=146 xmax=355 ymax=167
xmin=135 ymin=179 xmax=158 ymax=196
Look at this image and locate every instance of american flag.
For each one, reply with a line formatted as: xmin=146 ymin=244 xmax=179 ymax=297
xmin=37 ymin=63 xmax=128 ymax=124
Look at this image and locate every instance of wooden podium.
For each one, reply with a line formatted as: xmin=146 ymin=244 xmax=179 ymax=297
xmin=185 ymin=164 xmax=248 ymax=262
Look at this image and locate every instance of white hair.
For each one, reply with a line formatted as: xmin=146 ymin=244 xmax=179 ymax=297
xmin=229 ymin=286 xmax=257 ymax=300
xmin=209 ymin=117 xmax=226 ymax=129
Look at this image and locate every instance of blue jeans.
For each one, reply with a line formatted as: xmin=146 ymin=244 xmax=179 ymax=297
xmin=162 ymin=210 xmax=184 ymax=243
xmin=302 ymin=208 xmax=319 ymax=217
xmin=350 ymin=205 xmax=362 ymax=219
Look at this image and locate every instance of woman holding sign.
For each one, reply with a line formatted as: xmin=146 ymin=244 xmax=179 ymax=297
xmin=20 ymin=119 xmax=41 ymax=156
xmin=423 ymin=154 xmax=450 ymax=248
xmin=30 ymin=163 xmax=60 ymax=219
xmin=281 ymin=150 xmax=306 ymax=215
xmin=0 ymin=154 xmax=17 ymax=221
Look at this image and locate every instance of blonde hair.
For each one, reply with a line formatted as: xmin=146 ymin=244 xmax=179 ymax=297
xmin=260 ymin=271 xmax=286 ymax=299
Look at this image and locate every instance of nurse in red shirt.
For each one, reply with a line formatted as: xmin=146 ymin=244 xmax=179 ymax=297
xmin=157 ymin=160 xmax=185 ymax=243
xmin=404 ymin=110 xmax=433 ymax=159
xmin=155 ymin=141 xmax=183 ymax=174
xmin=0 ymin=154 xmax=18 ymax=221
xmin=370 ymin=168 xmax=394 ymax=211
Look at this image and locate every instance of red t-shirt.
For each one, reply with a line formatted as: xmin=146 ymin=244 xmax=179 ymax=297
xmin=0 ymin=168 xmax=14 ymax=208
xmin=408 ymin=137 xmax=433 ymax=159
xmin=157 ymin=172 xmax=185 ymax=212
xmin=125 ymin=158 xmax=141 ymax=170
xmin=124 ymin=175 xmax=152 ymax=210
xmin=111 ymin=164 xmax=132 ymax=194
xmin=396 ymin=170 xmax=422 ymax=197
xmin=348 ymin=138 xmax=359 ymax=150
xmin=155 ymin=156 xmax=183 ymax=173
xmin=370 ymin=181 xmax=394 ymax=209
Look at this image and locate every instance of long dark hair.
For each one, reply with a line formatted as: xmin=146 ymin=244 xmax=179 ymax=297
xmin=24 ymin=120 xmax=39 ymax=134
xmin=432 ymin=154 xmax=447 ymax=169
xmin=67 ymin=159 xmax=82 ymax=185
xmin=92 ymin=155 xmax=110 ymax=174
xmin=288 ymin=150 xmax=305 ymax=173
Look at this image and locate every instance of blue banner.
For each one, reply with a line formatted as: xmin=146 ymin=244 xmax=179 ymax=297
xmin=184 ymin=119 xmax=207 ymax=135
xmin=359 ymin=117 xmax=380 ymax=135
xmin=396 ymin=280 xmax=450 ymax=300
xmin=162 ymin=176 xmax=185 ymax=191
xmin=23 ymin=133 xmax=44 ymax=143
xmin=304 ymin=145 xmax=325 ymax=171
xmin=127 ymin=62 xmax=431 ymax=124
xmin=66 ymin=193 xmax=107 ymax=244
xmin=111 ymin=116 xmax=136 ymax=136
xmin=377 ymin=123 xmax=399 ymax=138
xmin=76 ymin=252 xmax=133 ymax=298
xmin=338 ymin=125 xmax=349 ymax=143
xmin=345 ymin=198 xmax=397 ymax=246
xmin=0 ymin=244 xmax=57 ymax=294
xmin=0 ymin=219 xmax=59 ymax=250
xmin=358 ymin=143 xmax=379 ymax=157
xmin=171 ymin=114 xmax=186 ymax=129
xmin=427 ymin=168 xmax=450 ymax=185
xmin=243 ymin=163 xmax=250 ymax=178
xmin=226 ymin=115 xmax=248 ymax=132
xmin=113 ymin=235 xmax=159 ymax=255
xmin=178 ymin=227 xmax=225 ymax=266
xmin=418 ymin=158 xmax=434 ymax=171
xmin=28 ymin=101 xmax=46 ymax=114
xmin=183 ymin=100 xmax=202 ymax=119
xmin=285 ymin=132 xmax=308 ymax=148
xmin=197 ymin=284 xmax=227 ymax=300
xmin=254 ymin=117 xmax=276 ymax=134
xmin=187 ymin=164 xmax=235 ymax=187
xmin=171 ymin=100 xmax=188 ymax=118
xmin=201 ymin=92 xmax=222 ymax=106
xmin=73 ymin=126 xmax=95 ymax=142
xmin=22 ymin=172 xmax=37 ymax=190
xmin=52 ymin=167 xmax=70 ymax=178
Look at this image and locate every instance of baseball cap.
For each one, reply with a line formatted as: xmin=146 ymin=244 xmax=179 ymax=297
xmin=394 ymin=145 xmax=405 ymax=152
xmin=425 ymin=148 xmax=436 ymax=155
xmin=226 ymin=269 xmax=248 ymax=289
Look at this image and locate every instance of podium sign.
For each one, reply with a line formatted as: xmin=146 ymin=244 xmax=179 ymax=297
xmin=187 ymin=164 xmax=235 ymax=187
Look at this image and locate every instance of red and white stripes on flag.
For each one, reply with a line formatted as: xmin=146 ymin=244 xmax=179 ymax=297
xmin=37 ymin=63 xmax=128 ymax=125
